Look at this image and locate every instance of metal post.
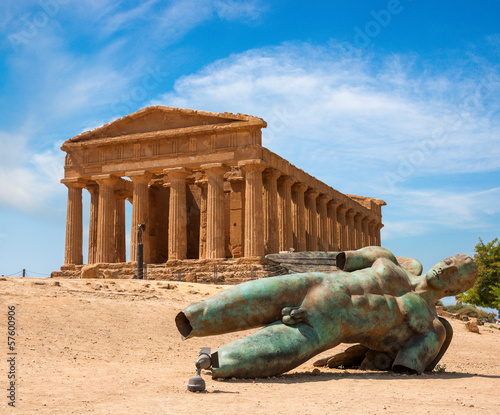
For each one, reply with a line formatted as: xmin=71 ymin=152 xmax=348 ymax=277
xmin=214 ymin=264 xmax=217 ymax=284
xmin=22 ymin=269 xmax=26 ymax=278
xmin=178 ymin=271 xmax=181 ymax=282
xmin=136 ymin=224 xmax=146 ymax=280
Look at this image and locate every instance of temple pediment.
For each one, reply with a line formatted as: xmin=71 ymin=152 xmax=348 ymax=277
xmin=66 ymin=106 xmax=265 ymax=143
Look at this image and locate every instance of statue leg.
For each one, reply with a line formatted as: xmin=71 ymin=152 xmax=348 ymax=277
xmin=211 ymin=320 xmax=338 ymax=378
xmin=176 ymin=274 xmax=324 ymax=339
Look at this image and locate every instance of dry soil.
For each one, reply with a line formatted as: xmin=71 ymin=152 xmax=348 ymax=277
xmin=0 ymin=277 xmax=499 ymax=415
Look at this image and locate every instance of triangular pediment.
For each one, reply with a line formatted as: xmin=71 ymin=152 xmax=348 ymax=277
xmin=67 ymin=106 xmax=264 ymax=143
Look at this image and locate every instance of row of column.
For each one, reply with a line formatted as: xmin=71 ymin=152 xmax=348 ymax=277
xmin=261 ymin=167 xmax=383 ymax=256
xmin=63 ymin=160 xmax=383 ymax=265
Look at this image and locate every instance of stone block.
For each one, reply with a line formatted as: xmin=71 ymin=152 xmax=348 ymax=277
xmin=81 ymin=264 xmax=101 ymax=279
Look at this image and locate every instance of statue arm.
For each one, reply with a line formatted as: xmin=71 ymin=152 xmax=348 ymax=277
xmin=392 ymin=319 xmax=446 ymax=374
xmin=336 ymin=247 xmax=399 ymax=272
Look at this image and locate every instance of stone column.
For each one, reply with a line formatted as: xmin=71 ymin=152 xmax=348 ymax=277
xmin=62 ymin=179 xmax=85 ymax=265
xmin=94 ymin=175 xmax=118 ymax=263
xmin=369 ymin=220 xmax=377 ymax=246
xmin=336 ymin=205 xmax=348 ymax=251
xmin=305 ymin=189 xmax=319 ymax=251
xmin=317 ymin=195 xmax=329 ymax=251
xmin=86 ymin=183 xmax=99 ymax=265
xmin=345 ymin=209 xmax=356 ymax=251
xmin=277 ymin=176 xmax=295 ymax=252
xmin=376 ymin=223 xmax=384 ymax=246
xmin=239 ymin=159 xmax=266 ymax=257
xmin=201 ymin=163 xmax=227 ymax=259
xmin=262 ymin=169 xmax=281 ymax=255
xmin=291 ymin=183 xmax=307 ymax=252
xmin=195 ymin=179 xmax=208 ymax=259
xmin=164 ymin=167 xmax=191 ymax=260
xmin=128 ymin=172 xmax=152 ymax=263
xmin=354 ymin=213 xmax=363 ymax=250
xmin=327 ymin=200 xmax=340 ymax=251
xmin=361 ymin=217 xmax=370 ymax=247
xmin=114 ymin=192 xmax=127 ymax=263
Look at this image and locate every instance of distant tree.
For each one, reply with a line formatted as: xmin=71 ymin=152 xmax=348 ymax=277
xmin=460 ymin=238 xmax=500 ymax=316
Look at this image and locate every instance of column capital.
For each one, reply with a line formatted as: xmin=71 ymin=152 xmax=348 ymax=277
xmin=361 ymin=216 xmax=371 ymax=223
xmin=262 ymin=168 xmax=281 ymax=180
xmin=328 ymin=199 xmax=341 ymax=208
xmin=61 ymin=178 xmax=86 ymax=188
xmin=345 ymin=208 xmax=357 ymax=218
xmin=277 ymin=175 xmax=296 ymax=187
xmin=292 ymin=182 xmax=308 ymax=193
xmin=92 ymin=174 xmax=119 ymax=186
xmin=317 ymin=194 xmax=330 ymax=203
xmin=337 ymin=204 xmax=349 ymax=214
xmin=126 ymin=171 xmax=153 ymax=183
xmin=376 ymin=223 xmax=384 ymax=230
xmin=305 ymin=188 xmax=320 ymax=199
xmin=163 ymin=167 xmax=192 ymax=179
xmin=200 ymin=163 xmax=227 ymax=176
xmin=354 ymin=212 xmax=364 ymax=221
xmin=238 ymin=159 xmax=267 ymax=172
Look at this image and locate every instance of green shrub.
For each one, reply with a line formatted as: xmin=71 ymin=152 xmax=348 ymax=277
xmin=442 ymin=304 xmax=496 ymax=320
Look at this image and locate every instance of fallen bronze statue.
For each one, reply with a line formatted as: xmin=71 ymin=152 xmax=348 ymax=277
xmin=175 ymin=247 xmax=477 ymax=379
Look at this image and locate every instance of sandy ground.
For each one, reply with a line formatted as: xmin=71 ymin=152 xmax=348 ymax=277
xmin=0 ymin=276 xmax=499 ymax=415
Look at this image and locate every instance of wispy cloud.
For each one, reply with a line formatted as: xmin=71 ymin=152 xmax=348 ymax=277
xmin=152 ymin=41 xmax=500 ymax=236
xmin=153 ymin=43 xmax=500 ymax=189
xmin=383 ymin=187 xmax=500 ymax=239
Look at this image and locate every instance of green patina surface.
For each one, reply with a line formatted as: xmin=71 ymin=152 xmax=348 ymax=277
xmin=176 ymin=247 xmax=478 ymax=378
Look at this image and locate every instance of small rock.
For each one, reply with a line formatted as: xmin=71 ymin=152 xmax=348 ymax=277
xmin=52 ymin=281 xmax=61 ymax=286
xmin=465 ymin=321 xmax=480 ymax=334
xmin=311 ymin=368 xmax=321 ymax=376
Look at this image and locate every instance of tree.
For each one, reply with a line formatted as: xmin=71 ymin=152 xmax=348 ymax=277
xmin=460 ymin=238 xmax=500 ymax=315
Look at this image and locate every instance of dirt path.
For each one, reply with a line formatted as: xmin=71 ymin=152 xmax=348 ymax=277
xmin=1 ymin=277 xmax=499 ymax=414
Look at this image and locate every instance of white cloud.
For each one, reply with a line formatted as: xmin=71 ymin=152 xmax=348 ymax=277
xmin=0 ymin=129 xmax=64 ymax=212
xmin=152 ymin=43 xmax=500 ymax=189
xmin=383 ymin=187 xmax=500 ymax=240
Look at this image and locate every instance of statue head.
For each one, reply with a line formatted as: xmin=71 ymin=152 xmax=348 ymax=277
xmin=425 ymin=254 xmax=477 ymax=297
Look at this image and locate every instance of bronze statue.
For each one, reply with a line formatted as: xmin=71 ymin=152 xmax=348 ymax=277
xmin=175 ymin=247 xmax=477 ymax=378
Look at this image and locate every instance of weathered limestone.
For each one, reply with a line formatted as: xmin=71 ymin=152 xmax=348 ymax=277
xmin=291 ymin=183 xmax=307 ymax=252
xmin=165 ymin=167 xmax=191 ymax=260
xmin=86 ymin=184 xmax=99 ymax=264
xmin=94 ymin=175 xmax=119 ymax=263
xmin=327 ymin=201 xmax=340 ymax=251
xmin=277 ymin=176 xmax=295 ymax=252
xmin=305 ymin=189 xmax=319 ymax=251
xmin=337 ymin=205 xmax=348 ymax=252
xmin=114 ymin=191 xmax=127 ymax=263
xmin=239 ymin=160 xmax=266 ymax=257
xmin=195 ymin=179 xmax=208 ymax=259
xmin=361 ymin=217 xmax=370 ymax=247
xmin=128 ymin=171 xmax=152 ymax=262
xmin=317 ymin=195 xmax=329 ymax=251
xmin=201 ymin=163 xmax=227 ymax=259
xmin=58 ymin=106 xmax=385 ymax=277
xmin=345 ymin=209 xmax=356 ymax=251
xmin=262 ymin=169 xmax=281 ymax=255
xmin=354 ymin=213 xmax=363 ymax=250
xmin=63 ymin=179 xmax=85 ymax=265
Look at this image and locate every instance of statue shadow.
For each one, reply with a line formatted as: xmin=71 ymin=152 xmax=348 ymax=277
xmin=228 ymin=370 xmax=500 ymax=384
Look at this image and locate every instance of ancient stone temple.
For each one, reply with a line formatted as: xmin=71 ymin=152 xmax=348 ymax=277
xmin=53 ymin=106 xmax=385 ymax=280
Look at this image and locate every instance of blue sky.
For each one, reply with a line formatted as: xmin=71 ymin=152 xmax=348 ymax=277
xmin=0 ymin=0 xmax=499 ymax=282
